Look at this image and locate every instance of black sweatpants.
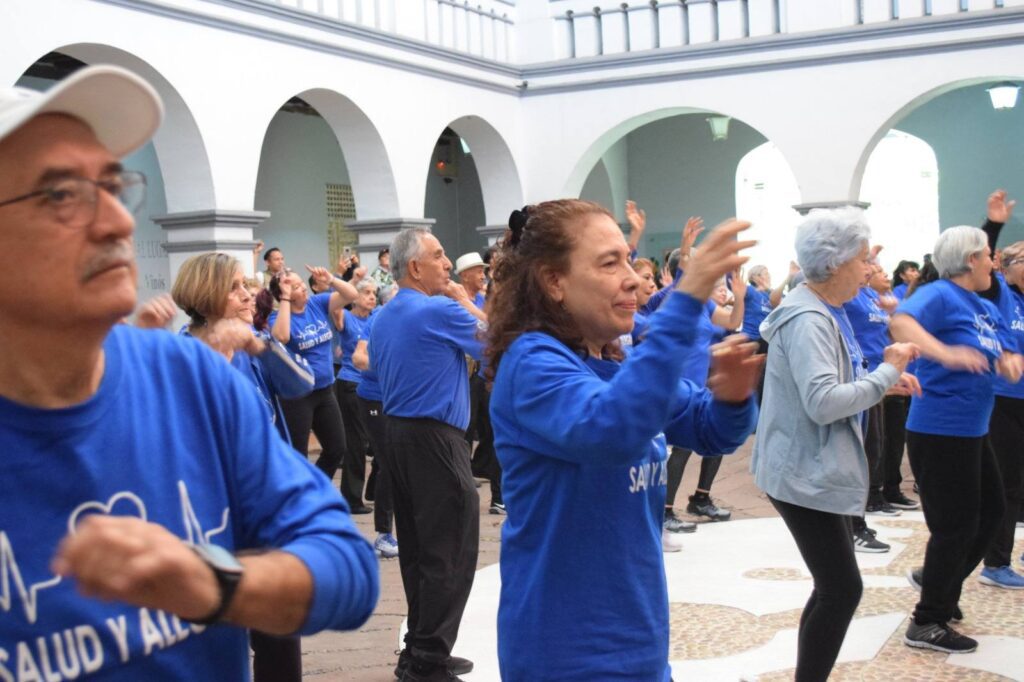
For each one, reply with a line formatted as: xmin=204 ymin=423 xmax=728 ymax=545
xmin=334 ymin=379 xmax=369 ymax=509
xmin=984 ymin=395 xmax=1024 ymax=568
xmin=359 ymin=396 xmax=395 ymax=535
xmin=466 ymin=373 xmax=502 ymax=506
xmin=907 ymin=430 xmax=1004 ymax=625
xmin=881 ymin=395 xmax=909 ymax=499
xmin=770 ymin=496 xmax=863 ymax=682
xmin=280 ymin=386 xmax=347 ymax=484
xmin=387 ymin=417 xmax=479 ymax=667
xmin=851 ymin=402 xmax=884 ymax=534
xmin=665 ymin=446 xmax=722 ymax=506
xmin=250 ymin=631 xmax=301 ymax=682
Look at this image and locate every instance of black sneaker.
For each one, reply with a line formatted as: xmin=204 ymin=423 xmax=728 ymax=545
xmin=686 ymin=495 xmax=732 ymax=521
xmin=866 ymin=500 xmax=902 ymax=516
xmin=884 ymin=491 xmax=920 ymax=510
xmin=904 ymin=621 xmax=977 ymax=653
xmin=489 ymin=502 xmax=506 ymax=515
xmin=664 ymin=509 xmax=697 ymax=534
xmin=395 ymin=651 xmax=473 ymax=679
xmin=852 ymin=527 xmax=890 ymax=553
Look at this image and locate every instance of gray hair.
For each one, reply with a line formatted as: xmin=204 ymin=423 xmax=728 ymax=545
xmin=747 ymin=265 xmax=768 ymax=285
xmin=390 ymin=227 xmax=432 ymax=282
xmin=354 ymin=277 xmax=377 ymax=294
xmin=379 ymin=283 xmax=398 ymax=305
xmin=794 ymin=207 xmax=871 ymax=283
xmin=933 ymin=225 xmax=989 ymax=279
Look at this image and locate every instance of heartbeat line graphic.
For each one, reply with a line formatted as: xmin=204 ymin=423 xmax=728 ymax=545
xmin=0 ymin=532 xmax=61 ymax=625
xmin=1 ymin=482 xmax=230 ymax=624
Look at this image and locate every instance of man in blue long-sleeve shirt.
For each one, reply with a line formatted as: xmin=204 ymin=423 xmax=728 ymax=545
xmin=0 ymin=66 xmax=378 ymax=680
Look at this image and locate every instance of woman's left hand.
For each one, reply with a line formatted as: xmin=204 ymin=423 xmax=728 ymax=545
xmin=730 ymin=266 xmax=746 ymax=299
xmin=887 ymin=372 xmax=922 ymax=397
xmin=707 ymin=334 xmax=764 ymax=403
xmin=996 ymin=352 xmax=1024 ymax=384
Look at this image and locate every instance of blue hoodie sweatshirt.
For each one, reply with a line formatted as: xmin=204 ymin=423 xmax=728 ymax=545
xmin=490 ymin=292 xmax=757 ymax=681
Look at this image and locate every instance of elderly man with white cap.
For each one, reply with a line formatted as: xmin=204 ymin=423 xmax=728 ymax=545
xmin=0 ymin=66 xmax=378 ymax=679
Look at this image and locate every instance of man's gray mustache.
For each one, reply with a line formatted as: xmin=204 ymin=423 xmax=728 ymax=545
xmin=82 ymin=242 xmax=135 ymax=280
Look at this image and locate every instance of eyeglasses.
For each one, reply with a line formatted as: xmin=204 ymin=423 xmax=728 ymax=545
xmin=1006 ymin=258 xmax=1024 ymax=267
xmin=0 ymin=170 xmax=147 ymax=226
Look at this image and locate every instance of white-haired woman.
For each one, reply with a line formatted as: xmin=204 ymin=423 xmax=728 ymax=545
xmin=752 ymin=207 xmax=920 ymax=682
xmin=891 ymin=221 xmax=1024 ymax=653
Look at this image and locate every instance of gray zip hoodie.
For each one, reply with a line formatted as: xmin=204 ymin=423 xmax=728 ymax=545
xmin=750 ymin=283 xmax=901 ymax=515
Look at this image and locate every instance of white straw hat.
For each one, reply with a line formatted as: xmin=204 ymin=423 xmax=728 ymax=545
xmin=455 ymin=252 xmax=486 ymax=275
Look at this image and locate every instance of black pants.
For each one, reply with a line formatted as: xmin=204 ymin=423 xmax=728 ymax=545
xmin=754 ymin=337 xmax=769 ymax=411
xmin=335 ymin=379 xmax=369 ymax=509
xmin=665 ymin=446 xmax=722 ymax=506
xmin=280 ymin=385 xmax=347 ymax=485
xmin=850 ymin=402 xmax=884 ymax=533
xmin=770 ymin=496 xmax=863 ymax=682
xmin=984 ymin=395 xmax=1024 ymax=568
xmin=359 ymin=397 xmax=395 ymax=535
xmin=466 ymin=373 xmax=502 ymax=505
xmin=250 ymin=631 xmax=301 ymax=682
xmin=881 ymin=395 xmax=909 ymax=498
xmin=907 ymin=430 xmax=1004 ymax=625
xmin=387 ymin=417 xmax=479 ymax=667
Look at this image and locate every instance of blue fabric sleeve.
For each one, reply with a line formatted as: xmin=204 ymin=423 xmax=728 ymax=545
xmin=207 ymin=348 xmax=379 ymax=633
xmin=506 ymin=292 xmax=706 ymax=466
xmin=311 ymin=291 xmax=333 ymax=316
xmin=662 ymin=382 xmax=757 ymax=456
xmin=641 ymin=270 xmax=683 ymax=315
xmin=433 ymin=298 xmax=484 ymax=360
xmin=255 ymin=335 xmax=315 ymax=399
xmin=894 ymin=281 xmax=940 ymax=325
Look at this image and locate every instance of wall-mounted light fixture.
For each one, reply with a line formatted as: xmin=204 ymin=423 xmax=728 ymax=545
xmin=707 ymin=116 xmax=732 ymax=141
xmin=987 ymin=82 xmax=1020 ymax=110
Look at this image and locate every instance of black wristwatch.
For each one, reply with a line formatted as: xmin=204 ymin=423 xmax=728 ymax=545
xmin=188 ymin=544 xmax=244 ymax=625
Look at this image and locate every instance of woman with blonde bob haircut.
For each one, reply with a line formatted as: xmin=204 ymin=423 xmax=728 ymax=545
xmin=172 ymin=252 xmax=316 ymax=682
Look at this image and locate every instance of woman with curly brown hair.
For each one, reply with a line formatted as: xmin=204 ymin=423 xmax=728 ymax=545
xmin=486 ymin=199 xmax=762 ymax=681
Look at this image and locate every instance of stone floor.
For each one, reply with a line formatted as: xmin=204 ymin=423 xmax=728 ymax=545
xmin=298 ymin=437 xmax=1024 ymax=681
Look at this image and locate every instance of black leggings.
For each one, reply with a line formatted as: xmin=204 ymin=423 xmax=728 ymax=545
xmin=335 ymin=380 xmax=369 ymax=509
xmin=359 ymin=397 xmax=395 ymax=535
xmin=984 ymin=395 xmax=1024 ymax=568
xmin=881 ymin=395 xmax=909 ymax=498
xmin=280 ymin=386 xmax=347 ymax=485
xmin=907 ymin=430 xmax=1004 ymax=625
xmin=665 ymin=446 xmax=722 ymax=507
xmin=250 ymin=631 xmax=301 ymax=682
xmin=770 ymin=496 xmax=863 ymax=682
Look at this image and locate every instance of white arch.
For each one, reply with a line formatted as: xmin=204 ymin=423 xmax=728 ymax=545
xmin=735 ymin=142 xmax=803 ymax=285
xmin=446 ymin=115 xmax=524 ymax=226
xmin=861 ymin=130 xmax=940 ymax=271
xmin=46 ymin=43 xmax=216 ymax=213
xmin=580 ymin=160 xmax=615 ymax=213
xmin=273 ymin=89 xmax=401 ymax=220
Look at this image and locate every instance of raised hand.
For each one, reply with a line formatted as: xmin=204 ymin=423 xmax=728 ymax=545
xmin=625 ymin=200 xmax=646 ymax=234
xmin=445 ymin=281 xmax=470 ymax=303
xmin=730 ymin=266 xmax=747 ymax=299
xmin=305 ymin=264 xmax=334 ymax=288
xmin=882 ymin=342 xmax=920 ymax=373
xmin=677 ymin=218 xmax=754 ymax=301
xmin=707 ymin=335 xmax=764 ymax=404
xmin=135 ymin=293 xmax=177 ymax=330
xmin=681 ymin=216 xmax=705 ymax=253
xmin=253 ymin=239 xmax=265 ymax=255
xmin=987 ymin=189 xmax=1016 ymax=224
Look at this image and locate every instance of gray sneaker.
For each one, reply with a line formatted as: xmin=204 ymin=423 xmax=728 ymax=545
xmin=852 ymin=527 xmax=889 ymax=553
xmin=904 ymin=621 xmax=977 ymax=653
xmin=664 ymin=511 xmax=697 ymax=534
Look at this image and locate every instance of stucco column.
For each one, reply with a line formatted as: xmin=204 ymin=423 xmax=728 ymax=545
xmin=154 ymin=209 xmax=269 ymax=284
xmin=347 ymin=217 xmax=437 ymax=263
xmin=476 ymin=224 xmax=507 ymax=246
xmin=792 ymin=200 xmax=870 ymax=216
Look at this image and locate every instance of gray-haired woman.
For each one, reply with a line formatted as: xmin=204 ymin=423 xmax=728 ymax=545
xmin=890 ymin=224 xmax=1024 ymax=654
xmin=751 ymin=207 xmax=920 ymax=682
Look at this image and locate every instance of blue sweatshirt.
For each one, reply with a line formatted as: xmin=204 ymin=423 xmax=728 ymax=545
xmin=369 ymin=288 xmax=482 ymax=430
xmin=490 ymin=293 xmax=757 ymax=682
xmin=0 ymin=326 xmax=379 ymax=680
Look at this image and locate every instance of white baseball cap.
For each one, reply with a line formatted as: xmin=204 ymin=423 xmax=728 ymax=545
xmin=455 ymin=252 xmax=486 ymax=275
xmin=0 ymin=65 xmax=163 ymax=157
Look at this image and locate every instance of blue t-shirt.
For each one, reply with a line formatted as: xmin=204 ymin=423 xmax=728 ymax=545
xmin=991 ymin=273 xmax=1024 ymax=400
xmin=268 ymin=292 xmax=336 ymax=390
xmin=472 ymin=291 xmax=486 ymax=309
xmin=897 ymin=279 xmax=1005 ymax=437
xmin=742 ymin=287 xmax=773 ymax=340
xmin=843 ymin=287 xmax=890 ymax=371
xmin=681 ymin=300 xmax=719 ymax=385
xmin=490 ymin=293 xmax=756 ymax=682
xmin=369 ymin=288 xmax=482 ymax=430
xmin=0 ymin=326 xmax=378 ymax=680
xmin=355 ymin=313 xmax=383 ymax=403
xmin=619 ymin=312 xmax=650 ymax=355
xmin=229 ymin=335 xmax=315 ymax=445
xmin=335 ymin=309 xmax=374 ymax=384
xmin=893 ymin=283 xmax=909 ymax=301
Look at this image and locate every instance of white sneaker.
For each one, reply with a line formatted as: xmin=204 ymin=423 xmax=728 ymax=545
xmin=662 ymin=528 xmax=684 ymax=553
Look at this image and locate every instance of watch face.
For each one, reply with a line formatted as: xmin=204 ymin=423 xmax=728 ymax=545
xmin=194 ymin=543 xmax=244 ymax=574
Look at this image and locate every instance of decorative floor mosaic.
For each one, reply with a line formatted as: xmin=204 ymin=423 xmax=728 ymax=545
xmin=454 ymin=514 xmax=1024 ymax=681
